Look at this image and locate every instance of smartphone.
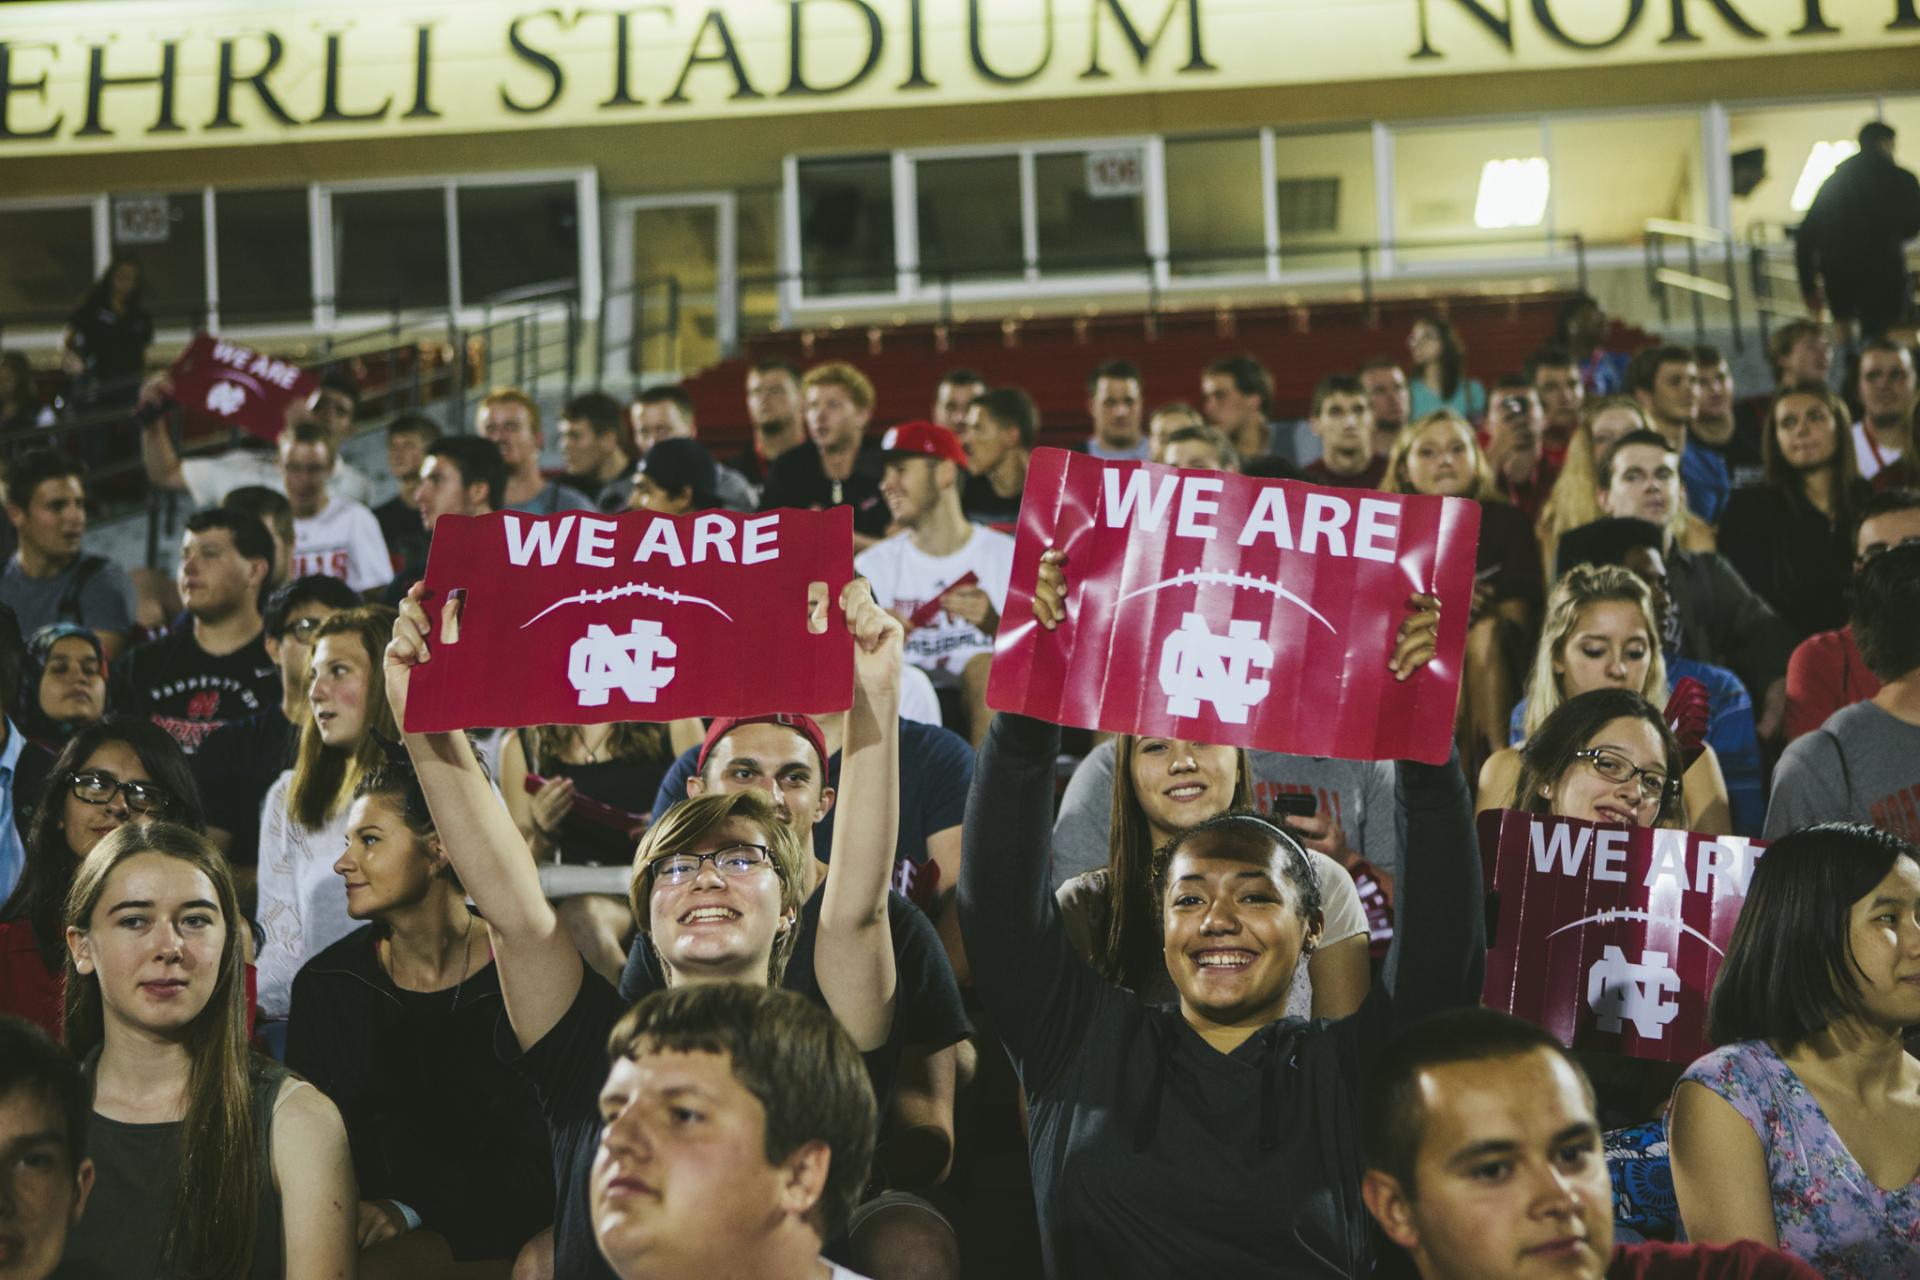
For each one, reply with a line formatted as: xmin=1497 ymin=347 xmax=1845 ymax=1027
xmin=1267 ymin=792 xmax=1318 ymax=819
xmin=1500 ymin=394 xmax=1530 ymax=419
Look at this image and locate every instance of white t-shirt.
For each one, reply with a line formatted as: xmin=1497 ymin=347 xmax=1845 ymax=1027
xmin=293 ymin=495 xmax=393 ymax=593
xmin=182 ymin=449 xmax=377 ymax=510
xmin=1852 ymin=419 xmax=1903 ymax=481
xmin=856 ymin=526 xmax=1016 ymax=674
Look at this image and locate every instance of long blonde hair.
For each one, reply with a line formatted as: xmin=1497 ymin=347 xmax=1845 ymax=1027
xmin=1521 ymin=565 xmax=1668 ymax=740
xmin=64 ymin=822 xmax=261 ymax=1278
xmin=286 ymin=606 xmax=399 ymax=830
xmin=1379 ymin=410 xmax=1499 ymax=501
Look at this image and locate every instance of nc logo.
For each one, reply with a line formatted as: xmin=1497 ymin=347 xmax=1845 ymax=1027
xmin=569 ymin=619 xmax=676 ymax=707
xmin=1586 ymin=945 xmax=1681 ymax=1039
xmin=205 ymin=381 xmax=247 ymax=417
xmin=1158 ymin=612 xmax=1274 ymax=725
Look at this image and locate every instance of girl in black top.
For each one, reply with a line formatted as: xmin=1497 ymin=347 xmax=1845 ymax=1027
xmin=959 ymin=551 xmax=1484 ymax=1279
xmin=60 ymin=252 xmax=153 ymax=412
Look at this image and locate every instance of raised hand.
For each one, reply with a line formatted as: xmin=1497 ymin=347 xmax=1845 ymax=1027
xmin=842 ymin=577 xmax=904 ymax=697
xmin=1388 ymin=592 xmax=1442 ymax=682
xmin=385 ymin=583 xmax=459 ymax=727
xmin=943 ymin=583 xmax=999 ymax=634
xmin=1032 ymin=548 xmax=1068 ymax=631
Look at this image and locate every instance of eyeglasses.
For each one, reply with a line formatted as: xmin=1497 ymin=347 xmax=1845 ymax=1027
xmin=649 ymin=843 xmax=775 ymax=886
xmin=283 ymin=617 xmax=326 ymax=643
xmin=1854 ymin=534 xmax=1920 ymax=571
xmin=69 ymin=771 xmax=173 ymax=816
xmin=1573 ymin=749 xmax=1674 ymax=805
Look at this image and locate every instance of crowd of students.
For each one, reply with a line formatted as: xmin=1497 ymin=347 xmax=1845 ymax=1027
xmin=0 ymin=289 xmax=1916 ymax=1280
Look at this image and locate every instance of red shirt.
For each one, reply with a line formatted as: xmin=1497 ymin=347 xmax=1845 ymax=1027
xmin=1610 ymin=1240 xmax=1821 ymax=1278
xmin=0 ymin=916 xmax=259 ymax=1039
xmin=1785 ymin=624 xmax=1882 ymax=741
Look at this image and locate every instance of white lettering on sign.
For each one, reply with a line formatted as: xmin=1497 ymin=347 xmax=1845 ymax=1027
xmin=1592 ymin=826 xmax=1629 ymax=882
xmin=1587 ymin=946 xmax=1681 ymax=1038
xmin=1524 ymin=819 xmax=1764 ymax=897
xmin=1158 ymin=612 xmax=1273 ymax=724
xmin=505 ymin=514 xmax=578 ymax=567
xmin=568 ymin=620 xmax=676 ymax=706
xmin=500 ymin=512 xmax=782 ymax=570
xmin=1102 ymin=466 xmax=1404 ymax=562
xmin=1103 ymin=469 xmax=1181 ymax=532
xmin=1530 ymin=821 xmax=1592 ymax=876
xmin=576 ymin=517 xmax=617 ymax=568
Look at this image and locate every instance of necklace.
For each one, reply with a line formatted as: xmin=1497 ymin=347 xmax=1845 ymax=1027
xmin=386 ymin=909 xmax=474 ymax=1009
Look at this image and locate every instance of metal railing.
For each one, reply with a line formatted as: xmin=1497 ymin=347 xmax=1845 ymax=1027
xmin=1642 ymin=219 xmax=1745 ymax=350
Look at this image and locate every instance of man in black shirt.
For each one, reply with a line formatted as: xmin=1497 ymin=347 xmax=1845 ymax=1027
xmin=1796 ymin=120 xmax=1920 ymax=341
xmin=384 ymin=436 xmax=505 ymax=607
xmin=373 ymin=414 xmax=438 ymax=576
xmin=958 ymin=388 xmax=1035 ymax=526
xmin=114 ymin=509 xmax=280 ymax=755
xmin=760 ymin=361 xmax=890 ymax=546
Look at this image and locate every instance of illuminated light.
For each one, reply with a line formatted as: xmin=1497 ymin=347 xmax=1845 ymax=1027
xmin=1473 ymin=157 xmax=1551 ymax=230
xmin=1791 ymin=140 xmax=1857 ymax=212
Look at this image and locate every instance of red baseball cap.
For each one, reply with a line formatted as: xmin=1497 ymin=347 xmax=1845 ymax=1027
xmin=696 ymin=714 xmax=830 ymax=775
xmin=879 ymin=420 xmax=968 ymax=469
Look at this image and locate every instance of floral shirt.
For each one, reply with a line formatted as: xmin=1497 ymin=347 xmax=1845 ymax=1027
xmin=1681 ymin=1040 xmax=1920 ymax=1277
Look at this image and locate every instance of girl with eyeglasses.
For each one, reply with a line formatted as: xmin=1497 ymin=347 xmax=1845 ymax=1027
xmin=285 ymin=756 xmax=553 ymax=1279
xmin=1508 ymin=687 xmax=1687 ymax=831
xmin=0 ymin=717 xmax=214 ymax=1036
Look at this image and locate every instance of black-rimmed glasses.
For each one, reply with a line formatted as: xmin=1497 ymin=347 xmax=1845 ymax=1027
xmin=650 ymin=843 xmax=774 ymax=886
xmin=68 ymin=771 xmax=174 ymax=816
xmin=1572 ymin=749 xmax=1674 ymax=805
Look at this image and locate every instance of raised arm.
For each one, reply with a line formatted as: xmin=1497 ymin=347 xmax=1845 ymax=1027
xmin=136 ymin=373 xmax=188 ymax=493
xmin=385 ymin=584 xmax=583 ymax=1050
xmin=1381 ymin=749 xmax=1484 ymax=1028
xmin=813 ymin=579 xmax=902 ymax=1052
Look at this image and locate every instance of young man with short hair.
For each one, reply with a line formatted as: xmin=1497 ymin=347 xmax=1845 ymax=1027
xmin=372 ymin=412 xmax=439 ymax=576
xmin=114 ymin=509 xmax=280 ymax=754
xmin=1203 ymin=354 xmax=1298 ymax=465
xmin=1302 ymin=373 xmax=1386 ymax=490
xmin=592 ymin=985 xmax=878 ymax=1280
xmin=1689 ymin=346 xmax=1766 ymax=491
xmin=745 ymin=358 xmax=807 ymax=482
xmin=1358 ymin=356 xmax=1412 ymax=457
xmin=1851 ymin=338 xmax=1916 ymax=481
xmin=1361 ymin=1007 xmax=1819 ymax=1279
xmin=932 ymin=370 xmax=986 ymax=432
xmin=0 ymin=449 xmax=135 ymax=657
xmin=1767 ymin=539 xmax=1920 ymax=840
xmin=630 ymin=386 xmax=757 ymax=512
xmin=279 ymin=421 xmax=392 ymax=597
xmin=1525 ymin=346 xmax=1585 ymax=460
xmin=958 ymin=387 xmax=1035 ymax=525
xmin=1484 ymin=376 xmax=1556 ymax=521
xmin=1628 ymin=344 xmax=1728 ymax=524
xmin=385 ymin=435 xmax=507 ymax=605
xmin=478 ymin=386 xmax=595 ymax=515
xmin=559 ymin=391 xmax=635 ymax=513
xmin=1084 ymin=359 xmax=1148 ymax=462
xmin=224 ymin=484 xmax=296 ymax=590
xmin=0 ymin=1015 xmax=95 ymax=1280
xmin=1766 ymin=319 xmax=1833 ymax=391
xmin=858 ymin=422 xmax=1015 ymax=748
xmin=761 ymin=362 xmax=890 ymax=544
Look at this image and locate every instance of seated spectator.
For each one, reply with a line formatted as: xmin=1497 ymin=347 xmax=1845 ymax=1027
xmin=1718 ymin=382 xmax=1870 ymax=641
xmin=1146 ymin=400 xmax=1203 ymax=462
xmin=113 ymin=509 xmax=280 ymax=754
xmin=629 ymin=385 xmax=758 ymax=512
xmin=958 ymin=550 xmax=1475 ymax=1279
xmin=477 ymin=387 xmax=594 ymax=515
xmin=1784 ymin=488 xmax=1920 ymax=739
xmin=1052 ymin=731 xmax=1370 ymax=1019
xmin=1538 ymin=397 xmax=1659 ymax=578
xmin=1692 ymin=344 xmax=1767 ymax=490
xmin=761 ymin=362 xmax=890 ymax=546
xmin=1483 ymin=376 xmax=1558 ymax=521
xmin=1558 ymin=294 xmax=1631 ymax=396
xmin=1508 ymin=686 xmax=1686 ymax=831
xmin=1556 ymin=518 xmax=1764 ymax=837
xmin=1526 ymin=344 xmax=1585 ymax=460
xmin=0 ymin=718 xmax=204 ymax=1035
xmin=1159 ymin=423 xmax=1240 ymax=473
xmin=1082 ymin=359 xmax=1149 ymax=462
xmin=740 ymin=358 xmax=808 ymax=485
xmin=58 ymin=821 xmax=354 ymax=1278
xmin=1408 ymin=315 xmax=1487 ymax=421
xmin=1766 ymin=543 xmax=1920 ymax=840
xmin=386 ymin=435 xmax=505 ymax=605
xmin=1851 ymin=337 xmax=1915 ymax=482
xmin=192 ymin=575 xmax=360 ymax=888
xmin=498 ymin=716 xmax=702 ymax=980
xmin=373 ymin=413 xmax=437 ymax=573
xmin=958 ymin=386 xmax=1036 ymax=525
xmin=858 ymin=422 xmax=1014 ymax=747
xmin=0 ymin=449 xmax=136 ymax=658
xmin=558 ymin=391 xmax=636 ymax=512
xmin=932 ymin=368 xmax=985 ymax=431
xmin=0 ymin=1015 xmax=94 ymax=1280
xmin=591 ymin=986 xmax=878 ymax=1280
xmin=1480 ymin=566 xmax=1731 ymax=834
xmin=628 ymin=436 xmax=723 ymax=514
xmin=224 ymin=484 xmax=296 ymax=591
xmin=1383 ymin=410 xmax=1543 ymax=775
xmin=1360 ymin=355 xmax=1413 ymax=457
xmin=1670 ymin=822 xmax=1920 ymax=1276
xmin=279 ymin=420 xmax=394 ymax=597
xmin=17 ymin=624 xmax=107 ymax=752
xmin=1627 ymin=344 xmax=1728 ymax=525
xmin=1303 ymin=373 xmax=1388 ymax=490
xmin=287 ymin=755 xmax=553 ymax=1277
xmin=256 ymin=605 xmax=399 ymax=1022
xmin=1767 ymin=318 xmax=1834 ymax=393
xmin=1203 ymin=353 xmax=1304 ymax=465
xmin=0 ymin=605 xmax=33 ymax=895
xmin=1361 ymin=1006 xmax=1820 ymax=1280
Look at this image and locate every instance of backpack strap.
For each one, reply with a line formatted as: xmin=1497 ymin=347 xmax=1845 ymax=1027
xmin=55 ymin=554 xmax=108 ymax=625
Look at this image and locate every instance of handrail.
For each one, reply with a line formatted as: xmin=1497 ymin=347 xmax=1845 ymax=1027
xmin=1643 ymin=219 xmax=1742 ymax=351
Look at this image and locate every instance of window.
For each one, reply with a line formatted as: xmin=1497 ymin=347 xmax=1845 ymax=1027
xmin=1272 ymin=128 xmax=1377 ymax=272
xmin=0 ymin=204 xmax=95 ymax=324
xmin=915 ymin=155 xmax=1023 ymax=283
xmin=1034 ymin=147 xmax=1147 ymax=277
xmin=330 ymin=187 xmax=450 ymax=312
xmin=458 ymin=181 xmax=580 ymax=304
xmin=1727 ymin=100 xmax=1878 ymax=239
xmin=797 ymin=157 xmax=895 ymax=297
xmin=1546 ymin=115 xmax=1705 ymax=243
xmin=113 ymin=193 xmax=207 ymax=326
xmin=1393 ymin=121 xmax=1553 ymax=264
xmin=215 ymin=188 xmax=312 ymax=325
xmin=1165 ymin=134 xmax=1264 ymax=278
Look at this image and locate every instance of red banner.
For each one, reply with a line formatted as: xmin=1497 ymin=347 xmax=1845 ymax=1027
xmin=167 ymin=333 xmax=319 ymax=442
xmin=1479 ymin=809 xmax=1766 ymax=1064
xmin=985 ymin=448 xmax=1480 ymax=762
xmin=402 ymin=507 xmax=855 ymax=733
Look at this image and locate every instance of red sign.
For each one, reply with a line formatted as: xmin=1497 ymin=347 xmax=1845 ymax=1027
xmin=402 ymin=506 xmax=855 ymax=733
xmin=985 ymin=448 xmax=1480 ymax=763
xmin=167 ymin=333 xmax=319 ymax=442
xmin=1480 ymin=809 xmax=1765 ymax=1064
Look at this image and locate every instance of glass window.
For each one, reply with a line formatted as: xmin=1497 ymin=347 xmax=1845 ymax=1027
xmin=915 ymin=155 xmax=1023 ymax=284
xmin=113 ymin=193 xmax=206 ymax=326
xmin=1548 ymin=115 xmax=1706 ymax=244
xmin=1034 ymin=147 xmax=1147 ymax=277
xmin=215 ymin=188 xmax=312 ymax=325
xmin=797 ymin=156 xmax=895 ymax=297
xmin=1728 ymin=99 xmax=1881 ymax=240
xmin=1392 ymin=121 xmax=1552 ymax=265
xmin=1165 ymin=134 xmax=1264 ymax=278
xmin=0 ymin=205 xmax=94 ymax=324
xmin=738 ymin=188 xmax=781 ymax=340
xmin=1272 ymin=128 xmax=1378 ymax=273
xmin=458 ymin=181 xmax=580 ymax=305
xmin=330 ymin=187 xmax=450 ymax=312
